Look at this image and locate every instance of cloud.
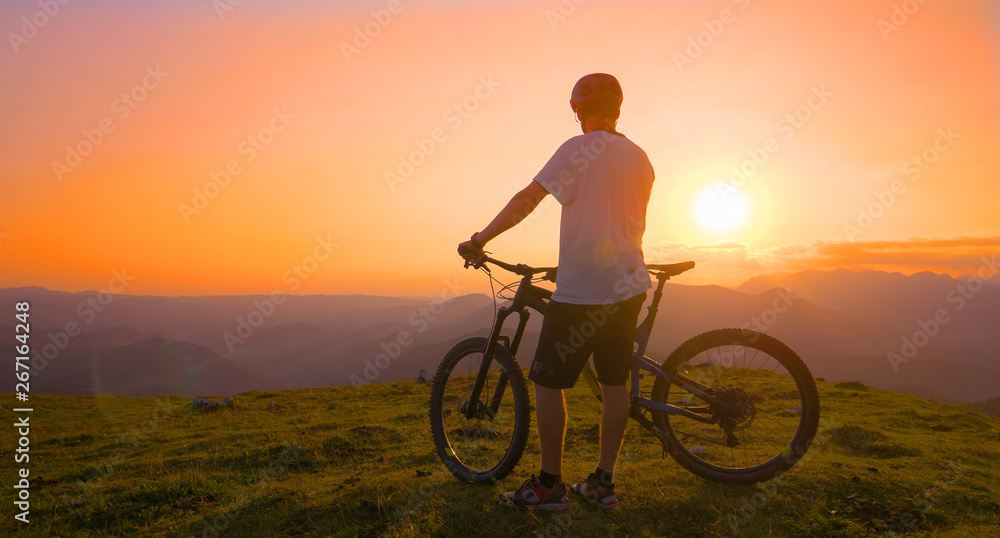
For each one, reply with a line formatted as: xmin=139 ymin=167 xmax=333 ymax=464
xmin=645 ymin=236 xmax=1000 ymax=277
xmin=806 ymin=237 xmax=1000 ymax=274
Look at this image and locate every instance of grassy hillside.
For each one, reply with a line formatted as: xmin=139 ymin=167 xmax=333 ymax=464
xmin=2 ymin=378 xmax=999 ymax=537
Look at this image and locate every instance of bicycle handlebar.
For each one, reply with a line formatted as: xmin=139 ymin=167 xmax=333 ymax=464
xmin=457 ymin=246 xmax=556 ymax=281
xmin=457 ymin=246 xmax=694 ymax=281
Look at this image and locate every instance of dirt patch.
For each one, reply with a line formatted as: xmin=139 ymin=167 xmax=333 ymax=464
xmin=171 ymin=494 xmax=217 ymax=511
xmin=350 ymin=425 xmax=393 ymax=438
xmin=829 ymin=425 xmax=921 ymax=459
xmin=565 ymin=424 xmax=601 ymax=449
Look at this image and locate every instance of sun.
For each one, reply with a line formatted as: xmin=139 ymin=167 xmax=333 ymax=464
xmin=693 ymin=182 xmax=751 ymax=233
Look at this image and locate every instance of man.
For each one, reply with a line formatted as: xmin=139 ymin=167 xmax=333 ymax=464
xmin=458 ymin=73 xmax=655 ymax=511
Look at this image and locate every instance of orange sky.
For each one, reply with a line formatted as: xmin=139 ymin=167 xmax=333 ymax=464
xmin=1 ymin=0 xmax=998 ymax=296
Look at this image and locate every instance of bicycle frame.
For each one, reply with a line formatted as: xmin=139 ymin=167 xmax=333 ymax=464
xmin=462 ymin=258 xmax=739 ymax=427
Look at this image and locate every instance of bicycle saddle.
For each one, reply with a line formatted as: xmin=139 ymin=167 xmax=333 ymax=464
xmin=646 ymin=261 xmax=695 ymax=277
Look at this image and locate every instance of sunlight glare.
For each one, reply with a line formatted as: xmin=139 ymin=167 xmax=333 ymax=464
xmin=693 ymin=182 xmax=750 ymax=233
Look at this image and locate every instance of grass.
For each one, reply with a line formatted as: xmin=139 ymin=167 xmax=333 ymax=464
xmin=1 ymin=377 xmax=999 ymax=537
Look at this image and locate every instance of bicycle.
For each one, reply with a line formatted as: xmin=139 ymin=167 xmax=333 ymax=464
xmin=429 ymin=254 xmax=820 ymax=485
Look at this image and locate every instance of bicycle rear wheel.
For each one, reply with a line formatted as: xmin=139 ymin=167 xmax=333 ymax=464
xmin=429 ymin=337 xmax=530 ymax=484
xmin=651 ymin=329 xmax=820 ymax=484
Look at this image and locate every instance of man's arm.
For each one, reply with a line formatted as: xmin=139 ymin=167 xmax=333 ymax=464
xmin=478 ymin=181 xmax=549 ymax=243
xmin=458 ymin=180 xmax=549 ymax=260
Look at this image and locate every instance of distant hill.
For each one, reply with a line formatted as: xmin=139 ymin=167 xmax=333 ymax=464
xmin=966 ymin=397 xmax=1000 ymax=417
xmin=643 ymin=282 xmax=885 ymax=359
xmin=2 ymin=269 xmax=997 ymax=402
xmin=736 ymin=268 xmax=1000 ymax=355
xmin=66 ymin=325 xmax=150 ymax=349
xmin=218 ymin=322 xmax=331 ymax=374
xmin=21 ymin=337 xmax=268 ymax=397
xmin=0 ymin=288 xmax=493 ymax=348
xmin=805 ymin=355 xmax=1000 ymax=403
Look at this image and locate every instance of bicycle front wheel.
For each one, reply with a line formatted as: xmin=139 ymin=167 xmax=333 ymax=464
xmin=651 ymin=329 xmax=820 ymax=484
xmin=429 ymin=337 xmax=530 ymax=484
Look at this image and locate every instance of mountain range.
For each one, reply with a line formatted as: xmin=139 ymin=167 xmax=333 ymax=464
xmin=2 ymin=268 xmax=997 ymax=403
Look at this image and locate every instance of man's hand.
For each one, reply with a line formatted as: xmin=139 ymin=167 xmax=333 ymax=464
xmin=458 ymin=237 xmax=486 ymax=267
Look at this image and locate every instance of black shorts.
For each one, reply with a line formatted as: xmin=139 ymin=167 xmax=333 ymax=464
xmin=528 ymin=292 xmax=646 ymax=389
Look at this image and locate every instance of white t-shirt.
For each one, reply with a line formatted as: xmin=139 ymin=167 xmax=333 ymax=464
xmin=533 ymin=130 xmax=654 ymax=305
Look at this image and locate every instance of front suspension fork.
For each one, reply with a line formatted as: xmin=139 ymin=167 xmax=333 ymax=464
xmin=463 ymin=307 xmax=529 ymax=420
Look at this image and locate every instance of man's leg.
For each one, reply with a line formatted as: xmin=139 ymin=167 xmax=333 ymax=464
xmin=497 ymin=382 xmax=570 ymax=510
xmin=598 ymin=382 xmax=629 ymax=472
xmin=535 ymin=383 xmax=567 ymax=475
xmin=500 ymin=298 xmax=591 ymax=509
xmin=567 ymin=381 xmax=627 ymax=510
xmin=592 ymin=293 xmax=646 ymax=474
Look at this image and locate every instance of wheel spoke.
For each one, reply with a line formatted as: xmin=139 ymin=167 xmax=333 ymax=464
xmin=432 ymin=341 xmax=527 ymax=480
xmin=656 ymin=332 xmax=816 ymax=473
